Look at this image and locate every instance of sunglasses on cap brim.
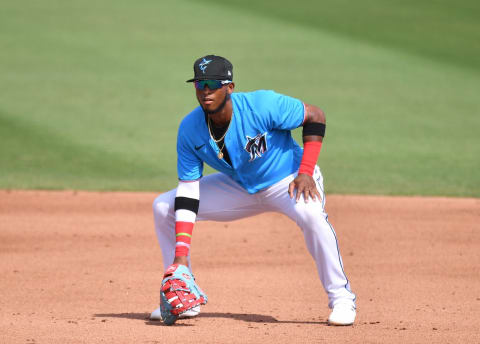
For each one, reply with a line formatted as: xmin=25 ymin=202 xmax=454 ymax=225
xmin=194 ymin=80 xmax=232 ymax=90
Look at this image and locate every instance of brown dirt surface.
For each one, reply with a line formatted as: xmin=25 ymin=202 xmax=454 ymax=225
xmin=1 ymin=190 xmax=479 ymax=343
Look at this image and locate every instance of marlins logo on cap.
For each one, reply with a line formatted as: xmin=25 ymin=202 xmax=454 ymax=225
xmin=186 ymin=55 xmax=233 ymax=82
xmin=199 ymin=58 xmax=212 ymax=74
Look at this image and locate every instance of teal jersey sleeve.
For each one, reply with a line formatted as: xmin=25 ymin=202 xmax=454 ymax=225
xmin=263 ymin=90 xmax=305 ymax=130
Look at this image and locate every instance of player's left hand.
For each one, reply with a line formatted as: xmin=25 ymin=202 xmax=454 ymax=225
xmin=160 ymin=264 xmax=208 ymax=325
xmin=288 ymin=173 xmax=321 ymax=203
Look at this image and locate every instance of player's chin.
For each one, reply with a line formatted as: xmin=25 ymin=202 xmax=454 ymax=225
xmin=202 ymin=100 xmax=215 ymax=109
xmin=203 ymin=103 xmax=221 ymax=115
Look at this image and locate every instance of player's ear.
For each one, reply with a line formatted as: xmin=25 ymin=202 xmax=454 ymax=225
xmin=227 ymin=82 xmax=235 ymax=94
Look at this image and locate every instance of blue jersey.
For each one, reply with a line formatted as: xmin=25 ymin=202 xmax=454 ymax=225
xmin=177 ymin=90 xmax=305 ymax=193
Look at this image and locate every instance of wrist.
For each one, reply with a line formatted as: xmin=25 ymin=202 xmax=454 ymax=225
xmin=298 ymin=141 xmax=322 ymax=176
xmin=173 ymin=256 xmax=188 ymax=266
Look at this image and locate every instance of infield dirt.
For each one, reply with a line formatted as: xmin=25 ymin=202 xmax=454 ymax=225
xmin=1 ymin=191 xmax=479 ymax=343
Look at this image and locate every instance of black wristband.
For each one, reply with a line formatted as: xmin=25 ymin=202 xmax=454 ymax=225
xmin=302 ymin=122 xmax=326 ymax=137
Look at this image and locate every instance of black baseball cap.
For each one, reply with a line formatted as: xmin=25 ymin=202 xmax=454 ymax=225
xmin=186 ymin=55 xmax=233 ymax=82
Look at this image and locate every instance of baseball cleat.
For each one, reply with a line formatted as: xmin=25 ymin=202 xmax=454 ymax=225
xmin=327 ymin=303 xmax=356 ymax=326
xmin=149 ymin=305 xmax=201 ymax=321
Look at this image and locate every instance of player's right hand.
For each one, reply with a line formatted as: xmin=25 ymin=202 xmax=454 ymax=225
xmin=288 ymin=173 xmax=321 ymax=203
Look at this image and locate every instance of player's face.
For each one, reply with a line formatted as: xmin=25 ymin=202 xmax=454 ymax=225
xmin=195 ymin=81 xmax=234 ymax=115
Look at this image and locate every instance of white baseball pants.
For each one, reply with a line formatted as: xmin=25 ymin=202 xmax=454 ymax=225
xmin=153 ymin=166 xmax=356 ymax=309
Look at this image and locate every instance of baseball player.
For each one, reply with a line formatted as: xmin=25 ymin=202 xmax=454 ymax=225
xmin=150 ymin=55 xmax=356 ymax=325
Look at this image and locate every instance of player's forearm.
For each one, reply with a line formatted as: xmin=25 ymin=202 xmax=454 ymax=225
xmin=173 ymin=180 xmax=200 ymax=260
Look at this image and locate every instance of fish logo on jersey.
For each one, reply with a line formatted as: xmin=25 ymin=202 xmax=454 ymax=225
xmin=245 ymin=133 xmax=268 ymax=162
xmin=199 ymin=58 xmax=212 ymax=74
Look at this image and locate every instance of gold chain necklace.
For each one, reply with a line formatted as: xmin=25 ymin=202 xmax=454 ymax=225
xmin=207 ymin=116 xmax=231 ymax=159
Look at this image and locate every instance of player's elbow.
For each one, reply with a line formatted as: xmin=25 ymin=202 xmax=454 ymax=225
xmin=304 ymin=104 xmax=326 ymax=124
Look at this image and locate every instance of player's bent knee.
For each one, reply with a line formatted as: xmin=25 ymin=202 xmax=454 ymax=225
xmin=153 ymin=194 xmax=173 ymax=220
xmin=295 ymin=202 xmax=327 ymax=228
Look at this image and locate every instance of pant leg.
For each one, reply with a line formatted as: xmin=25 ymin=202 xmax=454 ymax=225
xmin=260 ymin=167 xmax=356 ymax=309
xmin=152 ymin=188 xmax=177 ymax=270
xmin=153 ymin=173 xmax=265 ymax=269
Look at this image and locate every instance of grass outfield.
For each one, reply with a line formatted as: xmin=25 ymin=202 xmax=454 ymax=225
xmin=0 ymin=0 xmax=479 ymax=196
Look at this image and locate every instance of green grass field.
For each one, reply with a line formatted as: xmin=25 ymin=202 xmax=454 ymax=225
xmin=1 ymin=0 xmax=479 ymax=196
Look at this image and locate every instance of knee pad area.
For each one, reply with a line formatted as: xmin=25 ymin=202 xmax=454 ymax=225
xmin=153 ymin=195 xmax=173 ymax=220
xmin=294 ymin=201 xmax=327 ymax=228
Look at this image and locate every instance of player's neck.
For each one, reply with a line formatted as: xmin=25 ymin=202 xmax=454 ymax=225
xmin=208 ymin=101 xmax=232 ymax=127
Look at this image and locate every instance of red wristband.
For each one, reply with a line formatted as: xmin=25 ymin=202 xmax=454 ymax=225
xmin=298 ymin=141 xmax=322 ymax=176
xmin=175 ymin=221 xmax=194 ymax=257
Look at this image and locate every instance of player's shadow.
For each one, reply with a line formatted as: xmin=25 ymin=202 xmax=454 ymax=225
xmin=94 ymin=313 xmax=194 ymax=327
xmin=199 ymin=312 xmax=326 ymax=325
xmin=95 ymin=312 xmax=150 ymax=321
xmin=94 ymin=312 xmax=326 ymax=325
